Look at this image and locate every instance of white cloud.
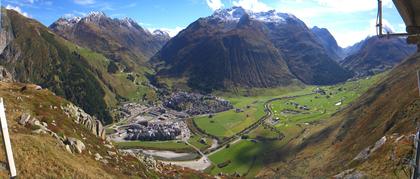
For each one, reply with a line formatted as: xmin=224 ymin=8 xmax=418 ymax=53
xmin=232 ymin=0 xmax=272 ymax=12
xmin=150 ymin=27 xmax=185 ymax=37
xmin=5 ymin=5 xmax=30 ymax=17
xmin=278 ymin=0 xmax=394 ymax=19
xmin=206 ymin=0 xmax=224 ymax=11
xmin=275 ymin=0 xmax=403 ymax=47
xmin=316 ymin=0 xmax=393 ymax=13
xmin=331 ymin=18 xmax=396 ymax=47
xmin=74 ymin=0 xmax=95 ymax=5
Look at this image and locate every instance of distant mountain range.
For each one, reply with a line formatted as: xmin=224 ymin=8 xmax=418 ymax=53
xmin=341 ymin=36 xmax=416 ymax=77
xmin=0 ymin=7 xmax=417 ymax=121
xmin=311 ymin=27 xmax=416 ymax=76
xmin=50 ymin=11 xmax=170 ymax=72
xmin=152 ymin=7 xmax=352 ymax=92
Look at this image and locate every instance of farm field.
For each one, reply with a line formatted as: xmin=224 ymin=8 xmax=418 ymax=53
xmin=205 ymin=73 xmax=386 ymax=177
xmin=188 ymin=135 xmax=213 ymax=151
xmin=207 ymin=124 xmax=304 ymax=177
xmin=114 ymin=140 xmax=195 ymax=153
xmin=271 ymin=73 xmax=386 ymax=124
xmin=193 ymin=86 xmax=312 ymax=140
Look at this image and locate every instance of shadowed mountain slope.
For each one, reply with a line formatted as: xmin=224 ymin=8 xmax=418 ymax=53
xmin=311 ymin=26 xmax=344 ymax=60
xmin=341 ymin=36 xmax=416 ymax=77
xmin=0 ymin=9 xmax=115 ymax=123
xmin=152 ymin=7 xmax=352 ymax=92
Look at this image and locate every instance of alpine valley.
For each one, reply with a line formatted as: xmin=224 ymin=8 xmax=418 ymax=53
xmin=0 ymin=3 xmax=418 ymax=178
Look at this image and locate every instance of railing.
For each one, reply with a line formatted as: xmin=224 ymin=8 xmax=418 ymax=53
xmin=412 ymin=71 xmax=420 ymax=179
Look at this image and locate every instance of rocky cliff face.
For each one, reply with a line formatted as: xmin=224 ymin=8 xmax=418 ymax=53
xmin=63 ymin=103 xmax=106 ymax=140
xmin=152 ymin=7 xmax=352 ymax=92
xmin=0 ymin=66 xmax=13 ymax=82
xmin=0 ymin=21 xmax=13 ymax=54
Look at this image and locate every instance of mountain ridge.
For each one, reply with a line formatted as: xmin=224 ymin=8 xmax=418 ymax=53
xmin=152 ymin=7 xmax=352 ymax=92
xmin=49 ymin=11 xmax=170 ymax=68
xmin=341 ymin=36 xmax=416 ymax=77
xmin=311 ymin=26 xmax=345 ymax=60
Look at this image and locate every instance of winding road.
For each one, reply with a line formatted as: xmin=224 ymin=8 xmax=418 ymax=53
xmin=201 ymin=93 xmax=315 ymax=156
xmin=126 ymin=93 xmax=314 ymax=171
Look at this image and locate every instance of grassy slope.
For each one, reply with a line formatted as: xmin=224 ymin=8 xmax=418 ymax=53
xmin=1 ymin=9 xmax=157 ymax=124
xmin=115 ymin=141 xmax=194 ymax=153
xmin=271 ymin=73 xmax=386 ymax=124
xmin=188 ymin=135 xmax=213 ymax=151
xmin=1 ymin=10 xmax=115 ymax=123
xmin=205 ymin=73 xmax=385 ymax=177
xmin=114 ymin=135 xmax=213 ymax=153
xmin=0 ymin=82 xmax=158 ymax=178
xmin=257 ymin=53 xmax=420 ymax=178
xmin=64 ymin=41 xmax=157 ymax=104
xmin=0 ymin=82 xmax=212 ymax=178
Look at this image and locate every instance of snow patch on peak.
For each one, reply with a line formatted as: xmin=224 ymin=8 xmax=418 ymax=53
xmin=83 ymin=11 xmax=107 ymax=23
xmin=87 ymin=11 xmax=106 ymax=18
xmin=153 ymin=30 xmax=170 ymax=37
xmin=211 ymin=7 xmax=296 ymax=24
xmin=212 ymin=6 xmax=248 ymax=21
xmin=60 ymin=16 xmax=82 ymax=23
xmin=53 ymin=16 xmax=81 ymax=27
xmin=120 ymin=17 xmax=137 ymax=27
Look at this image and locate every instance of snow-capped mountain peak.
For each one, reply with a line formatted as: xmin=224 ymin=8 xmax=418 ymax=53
xmin=120 ymin=17 xmax=137 ymax=27
xmin=87 ymin=11 xmax=106 ymax=18
xmin=83 ymin=11 xmax=107 ymax=23
xmin=210 ymin=6 xmax=296 ymax=24
xmin=212 ymin=6 xmax=248 ymax=21
xmin=153 ymin=30 xmax=170 ymax=37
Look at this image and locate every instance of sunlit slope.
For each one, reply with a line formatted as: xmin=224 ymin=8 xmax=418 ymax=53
xmin=259 ymin=52 xmax=420 ymax=178
xmin=0 ymin=82 xmax=156 ymax=178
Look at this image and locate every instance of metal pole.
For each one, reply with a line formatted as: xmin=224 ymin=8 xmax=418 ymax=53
xmin=0 ymin=98 xmax=17 ymax=178
xmin=413 ymin=131 xmax=420 ymax=179
xmin=418 ymin=70 xmax=420 ymax=97
xmin=378 ymin=0 xmax=383 ymax=36
xmin=413 ymin=71 xmax=420 ymax=179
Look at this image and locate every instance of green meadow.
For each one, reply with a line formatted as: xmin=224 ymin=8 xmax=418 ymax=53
xmin=205 ymin=73 xmax=386 ymax=177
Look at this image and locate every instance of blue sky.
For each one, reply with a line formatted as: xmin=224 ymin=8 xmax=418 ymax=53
xmin=1 ymin=0 xmax=405 ymax=47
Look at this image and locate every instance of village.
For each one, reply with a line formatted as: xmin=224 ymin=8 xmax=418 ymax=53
xmin=108 ymin=92 xmax=232 ymax=143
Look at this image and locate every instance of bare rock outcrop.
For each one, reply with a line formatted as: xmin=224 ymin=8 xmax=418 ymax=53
xmin=62 ymin=103 xmax=106 ymax=139
xmin=19 ymin=113 xmax=86 ymax=154
xmin=0 ymin=66 xmax=13 ymax=82
xmin=353 ymin=136 xmax=387 ymax=161
xmin=334 ymin=168 xmax=365 ymax=179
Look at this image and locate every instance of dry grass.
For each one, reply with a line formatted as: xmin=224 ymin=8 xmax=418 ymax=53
xmin=257 ymin=53 xmax=420 ymax=178
xmin=0 ymin=82 xmax=158 ymax=178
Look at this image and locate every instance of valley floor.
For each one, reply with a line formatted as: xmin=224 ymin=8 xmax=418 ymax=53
xmin=199 ymin=74 xmax=386 ymax=177
xmin=109 ymin=73 xmax=388 ymax=178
